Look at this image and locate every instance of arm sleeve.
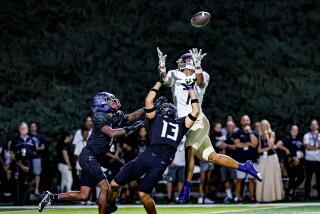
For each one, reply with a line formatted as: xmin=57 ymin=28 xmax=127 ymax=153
xmin=94 ymin=112 xmax=113 ymax=130
xmin=201 ymin=71 xmax=210 ymax=88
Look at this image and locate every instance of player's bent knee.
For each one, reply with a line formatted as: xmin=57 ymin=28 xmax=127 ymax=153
xmin=111 ymin=179 xmax=120 ymax=187
xmin=208 ymin=152 xmax=218 ymax=162
xmin=138 ymin=191 xmax=151 ymax=200
xmin=79 ymin=193 xmax=90 ymax=201
xmin=98 ymin=179 xmax=110 ymax=193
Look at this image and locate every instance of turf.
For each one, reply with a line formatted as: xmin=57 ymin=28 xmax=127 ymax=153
xmin=0 ymin=205 xmax=319 ymax=214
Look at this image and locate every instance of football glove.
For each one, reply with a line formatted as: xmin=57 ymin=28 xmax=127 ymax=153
xmin=157 ymin=47 xmax=167 ymax=74
xmin=189 ymin=48 xmax=207 ymax=74
xmin=124 ymin=120 xmax=145 ymax=134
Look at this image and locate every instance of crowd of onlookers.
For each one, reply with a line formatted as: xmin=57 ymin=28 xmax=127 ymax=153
xmin=0 ymin=114 xmax=320 ymax=205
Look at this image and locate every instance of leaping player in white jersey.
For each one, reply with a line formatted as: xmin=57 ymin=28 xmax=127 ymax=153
xmin=157 ymin=47 xmax=262 ymax=203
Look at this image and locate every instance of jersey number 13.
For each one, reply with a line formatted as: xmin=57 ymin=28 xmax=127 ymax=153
xmin=161 ymin=121 xmax=179 ymax=141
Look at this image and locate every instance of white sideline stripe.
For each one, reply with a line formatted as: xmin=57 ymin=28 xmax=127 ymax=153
xmin=0 ymin=202 xmax=320 ymax=210
xmin=185 ymin=206 xmax=292 ymax=214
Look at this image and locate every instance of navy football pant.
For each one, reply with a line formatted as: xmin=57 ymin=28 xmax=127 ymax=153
xmin=114 ymin=150 xmax=167 ymax=194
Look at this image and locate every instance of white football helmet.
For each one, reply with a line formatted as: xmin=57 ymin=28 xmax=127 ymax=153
xmin=177 ymin=53 xmax=195 ymax=71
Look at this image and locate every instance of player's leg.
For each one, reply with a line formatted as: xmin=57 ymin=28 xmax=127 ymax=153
xmin=178 ymin=113 xmax=208 ymax=203
xmin=139 ymin=192 xmax=157 ymax=214
xmin=97 ymin=179 xmax=110 ymax=214
xmin=107 ymin=153 xmax=149 ymax=213
xmin=205 ymin=140 xmax=261 ymax=182
xmin=38 ymin=186 xmax=92 ymax=212
xmin=138 ymin=159 xmax=167 ymax=214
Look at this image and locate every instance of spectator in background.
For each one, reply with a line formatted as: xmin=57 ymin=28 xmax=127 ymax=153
xmin=221 ymin=115 xmax=238 ymax=136
xmin=303 ymin=119 xmax=320 ymax=200
xmin=167 ymin=140 xmax=185 ymax=203
xmin=219 ymin=121 xmax=237 ymax=203
xmin=74 ymin=127 xmax=89 ymax=179
xmin=233 ymin=115 xmax=258 ymax=203
xmin=57 ymin=132 xmax=74 ymax=192
xmin=136 ymin=126 xmax=150 ymax=154
xmin=72 ymin=116 xmax=93 ymax=145
xmin=254 ymin=122 xmax=260 ymax=133
xmin=9 ymin=122 xmax=36 ymax=205
xmin=29 ymin=122 xmax=45 ymax=195
xmin=276 ymin=125 xmax=304 ymax=201
xmin=256 ymin=120 xmax=283 ymax=202
xmin=0 ymin=138 xmax=9 ymax=197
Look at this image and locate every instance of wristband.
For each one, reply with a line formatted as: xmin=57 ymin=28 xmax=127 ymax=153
xmin=188 ymin=113 xmax=197 ymax=122
xmin=150 ymin=88 xmax=158 ymax=93
xmin=191 ymin=99 xmax=199 ymax=104
xmin=144 ymin=106 xmax=156 ymax=113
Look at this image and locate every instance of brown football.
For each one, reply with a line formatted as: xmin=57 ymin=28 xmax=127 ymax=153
xmin=191 ymin=11 xmax=211 ymax=27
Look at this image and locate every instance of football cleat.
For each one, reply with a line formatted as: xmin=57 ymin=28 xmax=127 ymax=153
xmin=176 ymin=182 xmax=190 ymax=203
xmin=244 ymin=160 xmax=262 ymax=182
xmin=105 ymin=201 xmax=118 ymax=214
xmin=38 ymin=191 xmax=52 ymax=212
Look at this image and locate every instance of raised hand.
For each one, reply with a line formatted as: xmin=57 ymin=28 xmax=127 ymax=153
xmin=189 ymin=48 xmax=207 ymax=70
xmin=157 ymin=47 xmax=167 ymax=72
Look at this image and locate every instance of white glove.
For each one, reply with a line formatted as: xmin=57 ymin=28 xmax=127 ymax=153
xmin=157 ymin=47 xmax=167 ymax=73
xmin=189 ymin=48 xmax=207 ymax=73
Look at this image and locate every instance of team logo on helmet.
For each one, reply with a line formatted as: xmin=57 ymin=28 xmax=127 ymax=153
xmin=91 ymin=92 xmax=121 ymax=113
xmin=177 ymin=53 xmax=195 ymax=71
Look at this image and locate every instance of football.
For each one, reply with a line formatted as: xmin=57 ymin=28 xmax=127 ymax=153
xmin=191 ymin=11 xmax=211 ymax=27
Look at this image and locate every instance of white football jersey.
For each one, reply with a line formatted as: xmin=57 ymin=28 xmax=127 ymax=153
xmin=167 ymin=69 xmax=210 ymax=118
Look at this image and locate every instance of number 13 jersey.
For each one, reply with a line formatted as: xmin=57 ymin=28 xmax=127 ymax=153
xmin=167 ymin=70 xmax=210 ymax=118
xmin=148 ymin=114 xmax=189 ymax=149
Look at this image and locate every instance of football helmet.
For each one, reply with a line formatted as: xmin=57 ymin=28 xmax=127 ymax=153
xmin=177 ymin=53 xmax=195 ymax=71
xmin=154 ymin=96 xmax=168 ymax=110
xmin=91 ymin=92 xmax=121 ymax=113
xmin=158 ymin=102 xmax=177 ymax=119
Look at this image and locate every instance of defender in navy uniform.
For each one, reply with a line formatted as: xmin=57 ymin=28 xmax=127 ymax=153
xmin=106 ymin=81 xmax=200 ymax=214
xmin=39 ymin=92 xmax=145 ymax=214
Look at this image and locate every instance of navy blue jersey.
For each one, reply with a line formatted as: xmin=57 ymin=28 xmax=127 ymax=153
xmin=233 ymin=128 xmax=258 ymax=163
xmin=85 ymin=112 xmax=120 ymax=157
xmin=225 ymin=133 xmax=235 ymax=158
xmin=10 ymin=135 xmax=36 ymax=160
xmin=282 ymin=135 xmax=304 ymax=158
xmin=148 ymin=114 xmax=188 ymax=149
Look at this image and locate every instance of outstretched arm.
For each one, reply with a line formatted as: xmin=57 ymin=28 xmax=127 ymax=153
xmin=101 ymin=121 xmax=144 ymax=138
xmin=145 ymin=81 xmax=161 ymax=119
xmin=125 ymin=108 xmax=145 ymax=122
xmin=185 ymin=89 xmax=200 ymax=128
xmin=190 ymin=48 xmax=207 ymax=89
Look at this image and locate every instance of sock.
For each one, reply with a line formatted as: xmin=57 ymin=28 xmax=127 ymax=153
xmin=226 ymin=189 xmax=232 ymax=198
xmin=51 ymin=194 xmax=60 ymax=201
xmin=237 ymin=163 xmax=246 ymax=172
xmin=184 ymin=181 xmax=191 ymax=188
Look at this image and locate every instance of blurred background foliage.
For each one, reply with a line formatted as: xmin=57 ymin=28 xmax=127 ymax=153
xmin=0 ymin=0 xmax=319 ymax=138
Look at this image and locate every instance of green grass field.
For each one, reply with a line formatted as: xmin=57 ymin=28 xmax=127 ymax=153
xmin=1 ymin=204 xmax=320 ymax=214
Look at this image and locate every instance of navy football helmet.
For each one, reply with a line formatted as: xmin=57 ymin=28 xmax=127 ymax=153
xmin=158 ymin=102 xmax=177 ymax=119
xmin=91 ymin=92 xmax=121 ymax=113
xmin=154 ymin=96 xmax=168 ymax=110
xmin=177 ymin=53 xmax=195 ymax=70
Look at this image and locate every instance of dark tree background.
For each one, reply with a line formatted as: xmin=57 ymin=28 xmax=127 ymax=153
xmin=0 ymin=0 xmax=319 ymax=138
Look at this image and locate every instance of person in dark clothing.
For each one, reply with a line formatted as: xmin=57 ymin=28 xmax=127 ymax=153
xmin=276 ymin=125 xmax=304 ymax=201
xmin=0 ymin=138 xmax=9 ymax=197
xmin=39 ymin=92 xmax=145 ymax=214
xmin=57 ymin=132 xmax=74 ymax=193
xmin=9 ymin=122 xmax=36 ymax=205
xmin=107 ymin=81 xmax=200 ymax=214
